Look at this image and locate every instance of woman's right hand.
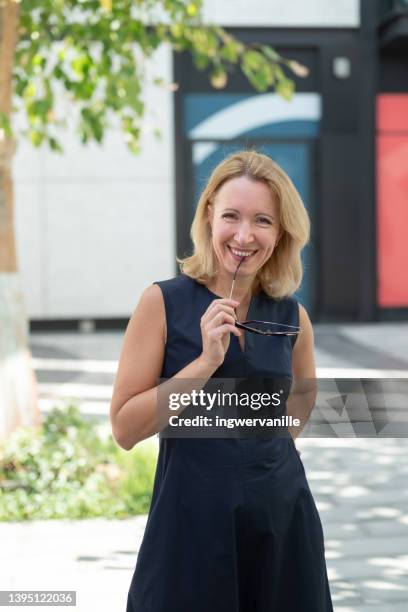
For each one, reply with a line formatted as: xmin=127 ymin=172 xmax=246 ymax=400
xmin=199 ymin=298 xmax=242 ymax=369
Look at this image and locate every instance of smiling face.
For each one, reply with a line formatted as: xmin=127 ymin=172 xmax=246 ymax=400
xmin=208 ymin=175 xmax=281 ymax=280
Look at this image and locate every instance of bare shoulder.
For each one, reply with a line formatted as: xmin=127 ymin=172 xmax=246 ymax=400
xmin=138 ymin=283 xmax=164 ymax=310
xmin=298 ymin=303 xmax=314 ymax=337
xmin=130 ymin=284 xmax=166 ymax=343
xmin=292 ymin=302 xmax=316 ymax=378
xmin=141 ymin=283 xmax=164 ymax=301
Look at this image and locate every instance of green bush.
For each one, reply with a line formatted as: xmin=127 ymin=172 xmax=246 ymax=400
xmin=0 ymin=406 xmax=158 ymax=521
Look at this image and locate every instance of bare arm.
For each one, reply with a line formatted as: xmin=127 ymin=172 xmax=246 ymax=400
xmin=110 ymin=284 xmax=241 ymax=450
xmin=287 ymin=303 xmax=317 ymax=440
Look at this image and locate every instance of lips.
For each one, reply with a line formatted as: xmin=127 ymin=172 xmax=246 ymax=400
xmin=227 ymin=245 xmax=258 ymax=262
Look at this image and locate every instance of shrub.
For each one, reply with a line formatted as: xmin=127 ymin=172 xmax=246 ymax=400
xmin=0 ymin=405 xmax=157 ymax=521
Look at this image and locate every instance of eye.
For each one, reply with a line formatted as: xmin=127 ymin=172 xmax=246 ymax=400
xmin=221 ymin=212 xmax=237 ymax=220
xmin=257 ymin=216 xmax=273 ymax=225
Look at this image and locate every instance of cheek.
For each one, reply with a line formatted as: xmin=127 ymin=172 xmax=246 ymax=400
xmin=262 ymin=233 xmax=277 ymax=249
xmin=213 ymin=226 xmax=231 ymax=245
xmin=261 ymin=236 xmax=278 ymax=258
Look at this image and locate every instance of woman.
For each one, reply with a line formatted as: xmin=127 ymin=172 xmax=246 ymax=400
xmin=110 ymin=151 xmax=333 ymax=611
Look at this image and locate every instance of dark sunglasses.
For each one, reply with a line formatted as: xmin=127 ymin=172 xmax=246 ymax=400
xmin=229 ymin=256 xmax=301 ymax=338
xmin=235 ymin=320 xmax=301 ymax=336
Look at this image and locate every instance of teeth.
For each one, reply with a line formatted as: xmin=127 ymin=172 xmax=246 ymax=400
xmin=230 ymin=248 xmax=256 ymax=257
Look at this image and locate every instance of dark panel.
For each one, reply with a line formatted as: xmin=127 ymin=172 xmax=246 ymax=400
xmin=317 ymin=0 xmax=378 ymax=320
xmin=379 ymin=52 xmax=408 ymax=90
xmin=319 ymin=36 xmax=377 ymax=319
xmin=379 ymin=10 xmax=408 ymax=51
xmin=320 ymin=45 xmax=363 ymax=133
xmin=174 ymin=52 xmax=193 ymax=275
xmin=319 ymin=133 xmax=361 ymax=318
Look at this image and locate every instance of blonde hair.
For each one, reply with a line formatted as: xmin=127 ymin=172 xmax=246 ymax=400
xmin=178 ymin=150 xmax=310 ymax=299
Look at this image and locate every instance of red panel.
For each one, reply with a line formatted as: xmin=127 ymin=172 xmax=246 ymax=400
xmin=377 ymin=94 xmax=408 ymax=132
xmin=377 ymin=134 xmax=408 ymax=307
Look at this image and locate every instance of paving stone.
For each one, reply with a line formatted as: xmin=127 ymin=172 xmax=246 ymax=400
xmin=363 ymin=519 xmax=408 ymax=537
xmin=331 ymin=535 xmax=408 ymax=558
xmin=358 ymin=576 xmax=408 ymax=603
xmin=335 ymin=603 xmax=408 ymax=612
xmin=328 ymin=556 xmax=408 ymax=581
xmin=323 ymin=522 xmax=366 ymax=540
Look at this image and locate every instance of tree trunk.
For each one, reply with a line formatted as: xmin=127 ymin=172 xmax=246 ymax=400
xmin=0 ymin=1 xmax=41 ymax=440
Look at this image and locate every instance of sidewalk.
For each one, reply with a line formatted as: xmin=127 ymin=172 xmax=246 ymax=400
xmin=2 ymin=438 xmax=408 ymax=611
xmin=1 ymin=323 xmax=407 ymax=611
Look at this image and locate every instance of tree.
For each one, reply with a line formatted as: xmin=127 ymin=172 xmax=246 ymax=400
xmin=0 ymin=0 xmax=307 ymax=439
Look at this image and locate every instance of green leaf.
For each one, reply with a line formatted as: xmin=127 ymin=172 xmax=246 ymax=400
xmin=15 ymin=76 xmax=29 ymax=97
xmin=193 ymin=53 xmax=210 ymax=70
xmin=276 ymin=78 xmax=295 ymax=100
xmin=170 ymin=23 xmax=184 ymax=39
xmin=261 ymin=45 xmax=281 ymax=62
xmin=71 ymin=55 xmax=91 ymax=79
xmin=132 ymin=98 xmax=144 ymax=116
xmin=24 ymin=83 xmax=37 ymax=100
xmin=27 ymin=99 xmax=52 ymax=119
xmin=30 ymin=130 xmax=44 ymax=147
xmin=48 ymin=137 xmax=63 ymax=153
xmin=242 ymin=50 xmax=264 ymax=71
xmin=31 ymin=53 xmax=46 ymax=68
xmin=220 ymin=41 xmax=240 ymax=64
xmin=0 ymin=113 xmax=13 ymax=138
xmin=186 ymin=2 xmax=199 ymax=17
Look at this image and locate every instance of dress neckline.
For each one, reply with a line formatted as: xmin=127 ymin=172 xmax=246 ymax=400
xmin=199 ymin=283 xmax=224 ymax=300
xmin=194 ymin=277 xmax=263 ymax=302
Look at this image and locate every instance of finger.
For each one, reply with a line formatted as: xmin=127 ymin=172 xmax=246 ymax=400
xmin=203 ymin=302 xmax=238 ymax=322
xmin=208 ymin=312 xmax=236 ymax=328
xmin=203 ymin=316 xmax=235 ymax=337
xmin=202 ymin=308 xmax=236 ymax=328
xmin=209 ymin=324 xmax=242 ymax=339
xmin=211 ymin=298 xmax=240 ymax=305
xmin=206 ymin=298 xmax=239 ymax=313
xmin=210 ymin=306 xmax=238 ymax=321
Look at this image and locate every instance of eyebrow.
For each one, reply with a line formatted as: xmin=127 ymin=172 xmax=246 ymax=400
xmin=222 ymin=207 xmax=275 ymax=220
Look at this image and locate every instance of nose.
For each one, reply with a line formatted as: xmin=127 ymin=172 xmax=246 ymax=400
xmin=234 ymin=221 xmax=254 ymax=245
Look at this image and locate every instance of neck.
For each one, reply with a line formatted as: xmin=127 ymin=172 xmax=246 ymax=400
xmin=208 ymin=271 xmax=257 ymax=303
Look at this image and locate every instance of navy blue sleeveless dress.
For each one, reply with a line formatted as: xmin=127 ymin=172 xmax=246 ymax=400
xmin=126 ymin=274 xmax=333 ymax=612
